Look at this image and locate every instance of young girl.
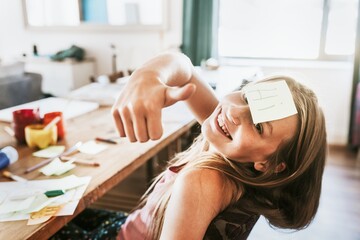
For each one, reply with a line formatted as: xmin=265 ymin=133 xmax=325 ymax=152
xmin=52 ymin=52 xmax=327 ymax=240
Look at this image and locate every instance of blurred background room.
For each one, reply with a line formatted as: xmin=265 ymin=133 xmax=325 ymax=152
xmin=0 ymin=0 xmax=359 ymax=239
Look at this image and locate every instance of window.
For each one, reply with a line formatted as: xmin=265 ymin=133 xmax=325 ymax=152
xmin=218 ymin=0 xmax=359 ymax=61
xmin=107 ymin=0 xmax=163 ymax=25
xmin=325 ymin=0 xmax=358 ymax=55
xmin=25 ymin=0 xmax=80 ymax=26
xmin=24 ymin=0 xmax=166 ymax=29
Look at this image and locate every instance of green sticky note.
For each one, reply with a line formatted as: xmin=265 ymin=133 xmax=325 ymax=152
xmin=44 ymin=190 xmax=65 ymax=198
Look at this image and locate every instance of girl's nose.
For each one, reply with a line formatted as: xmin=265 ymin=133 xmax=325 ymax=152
xmin=225 ymin=104 xmax=250 ymax=125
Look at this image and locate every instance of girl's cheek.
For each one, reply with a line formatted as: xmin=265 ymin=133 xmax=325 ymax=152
xmin=236 ymin=126 xmax=255 ymax=145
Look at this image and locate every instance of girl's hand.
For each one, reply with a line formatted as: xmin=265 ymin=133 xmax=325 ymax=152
xmin=111 ymin=74 xmax=196 ymax=142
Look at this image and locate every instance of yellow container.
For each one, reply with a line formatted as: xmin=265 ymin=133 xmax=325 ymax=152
xmin=25 ymin=124 xmax=57 ymax=149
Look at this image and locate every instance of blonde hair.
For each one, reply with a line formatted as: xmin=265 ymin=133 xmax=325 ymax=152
xmin=140 ymin=75 xmax=327 ymax=239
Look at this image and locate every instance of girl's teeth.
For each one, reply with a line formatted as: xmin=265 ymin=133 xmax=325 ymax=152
xmin=218 ymin=115 xmax=224 ymax=127
xmin=217 ymin=114 xmax=230 ymax=137
xmin=222 ymin=125 xmax=229 ymax=136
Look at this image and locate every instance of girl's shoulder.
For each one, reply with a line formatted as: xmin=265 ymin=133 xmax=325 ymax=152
xmin=161 ymin=167 xmax=235 ymax=238
xmin=177 ymin=167 xmax=226 ymax=185
xmin=175 ymin=167 xmax=234 ymax=212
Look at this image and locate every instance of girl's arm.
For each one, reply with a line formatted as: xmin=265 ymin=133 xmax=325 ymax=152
xmin=111 ymin=52 xmax=218 ymax=142
xmin=159 ymin=168 xmax=233 ymax=239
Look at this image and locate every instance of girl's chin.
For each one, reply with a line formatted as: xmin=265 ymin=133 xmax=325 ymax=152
xmin=208 ymin=144 xmax=220 ymax=154
xmin=202 ymin=126 xmax=217 ymax=146
xmin=202 ymin=118 xmax=223 ymax=140
xmin=201 ymin=122 xmax=210 ymax=138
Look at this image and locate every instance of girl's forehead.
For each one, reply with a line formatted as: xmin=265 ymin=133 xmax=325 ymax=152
xmin=269 ymin=114 xmax=298 ymax=140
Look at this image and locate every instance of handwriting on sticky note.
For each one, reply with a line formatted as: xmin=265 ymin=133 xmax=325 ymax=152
xmin=244 ymin=80 xmax=298 ymax=124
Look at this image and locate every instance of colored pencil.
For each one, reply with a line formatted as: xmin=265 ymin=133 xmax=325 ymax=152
xmin=60 ymin=156 xmax=100 ymax=167
xmin=3 ymin=170 xmax=27 ymax=182
xmin=95 ymin=137 xmax=117 ymax=144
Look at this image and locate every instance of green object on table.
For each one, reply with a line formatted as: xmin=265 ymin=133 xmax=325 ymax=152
xmin=50 ymin=45 xmax=85 ymax=61
xmin=44 ymin=190 xmax=65 ymax=198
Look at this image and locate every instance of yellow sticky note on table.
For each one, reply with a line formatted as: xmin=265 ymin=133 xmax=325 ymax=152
xmin=78 ymin=140 xmax=108 ymax=155
xmin=32 ymin=146 xmax=65 ymax=158
xmin=39 ymin=158 xmax=75 ymax=176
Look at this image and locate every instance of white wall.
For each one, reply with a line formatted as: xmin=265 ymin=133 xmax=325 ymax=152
xmin=0 ymin=0 xmax=183 ymax=75
xmin=0 ymin=0 xmax=354 ymax=146
xmin=264 ymin=64 xmax=353 ymax=146
xmin=224 ymin=59 xmax=354 ymax=146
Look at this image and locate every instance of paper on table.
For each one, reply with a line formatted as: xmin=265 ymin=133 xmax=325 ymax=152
xmin=67 ymin=81 xmax=128 ymax=106
xmin=8 ymin=188 xmax=43 ymax=200
xmin=52 ymin=189 xmax=76 ymax=205
xmin=32 ymin=146 xmax=65 ymax=158
xmin=39 ymin=158 xmax=75 ymax=176
xmin=0 ymin=212 xmax=29 ymax=222
xmin=78 ymin=140 xmax=108 ymax=155
xmin=0 ymin=192 xmax=7 ymax=205
xmin=28 ymin=205 xmax=62 ymax=225
xmin=22 ymin=194 xmax=61 ymax=214
xmin=47 ymin=187 xmax=82 ymax=217
xmin=0 ymin=196 xmax=36 ymax=215
xmin=0 ymin=175 xmax=91 ymax=222
xmin=244 ymin=80 xmax=298 ymax=124
xmin=58 ymin=175 xmax=90 ymax=190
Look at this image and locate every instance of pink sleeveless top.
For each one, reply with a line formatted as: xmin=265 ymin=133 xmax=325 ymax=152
xmin=117 ymin=164 xmax=260 ymax=240
xmin=117 ymin=165 xmax=181 ymax=240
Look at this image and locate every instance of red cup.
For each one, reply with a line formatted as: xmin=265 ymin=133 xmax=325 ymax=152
xmin=12 ymin=108 xmax=41 ymax=144
xmin=43 ymin=111 xmax=65 ymax=140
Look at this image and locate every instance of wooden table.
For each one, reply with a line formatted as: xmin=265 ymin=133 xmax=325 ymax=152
xmin=0 ymin=103 xmax=196 ymax=240
xmin=0 ymin=66 xmax=260 ymax=239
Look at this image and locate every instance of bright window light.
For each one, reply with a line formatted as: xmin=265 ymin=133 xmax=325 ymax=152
xmin=107 ymin=0 xmax=163 ymax=25
xmin=26 ymin=0 xmax=80 ymax=26
xmin=218 ymin=0 xmax=359 ymax=60
xmin=325 ymin=0 xmax=358 ymax=55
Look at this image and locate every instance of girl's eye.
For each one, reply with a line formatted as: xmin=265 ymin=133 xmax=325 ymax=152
xmin=243 ymin=94 xmax=248 ymax=104
xmin=255 ymin=123 xmax=263 ymax=134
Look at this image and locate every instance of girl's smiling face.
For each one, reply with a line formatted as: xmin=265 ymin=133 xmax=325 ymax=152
xmin=202 ymin=90 xmax=298 ymax=166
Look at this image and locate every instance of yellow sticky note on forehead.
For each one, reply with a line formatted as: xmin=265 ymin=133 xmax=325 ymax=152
xmin=244 ymin=80 xmax=297 ymax=124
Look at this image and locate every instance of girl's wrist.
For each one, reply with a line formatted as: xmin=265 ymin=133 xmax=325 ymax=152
xmin=130 ymin=68 xmax=163 ymax=85
xmin=130 ymin=52 xmax=194 ymax=87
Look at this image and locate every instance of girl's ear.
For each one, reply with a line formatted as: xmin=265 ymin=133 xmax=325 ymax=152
xmin=254 ymin=161 xmax=287 ymax=173
xmin=254 ymin=161 xmax=268 ymax=172
xmin=274 ymin=162 xmax=286 ymax=173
